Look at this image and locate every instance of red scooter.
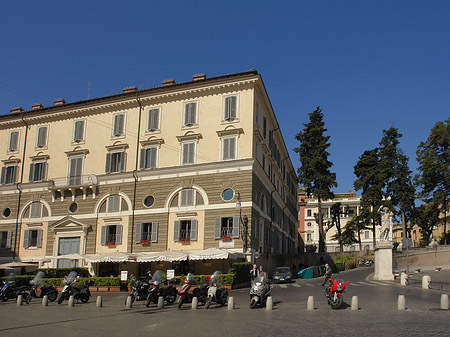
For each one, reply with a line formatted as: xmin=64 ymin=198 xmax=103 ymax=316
xmin=177 ymin=273 xmax=207 ymax=309
xmin=324 ymin=277 xmax=350 ymax=309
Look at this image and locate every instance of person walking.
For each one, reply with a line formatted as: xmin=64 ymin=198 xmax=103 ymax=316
xmin=249 ymin=264 xmax=258 ymax=280
xmin=321 ymin=263 xmax=332 ymax=286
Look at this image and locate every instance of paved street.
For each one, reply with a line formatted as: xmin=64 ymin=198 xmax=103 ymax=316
xmin=0 ymin=268 xmax=448 ymax=337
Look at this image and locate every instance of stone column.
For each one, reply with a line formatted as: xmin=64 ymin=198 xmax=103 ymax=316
xmin=373 ymin=241 xmax=394 ymax=281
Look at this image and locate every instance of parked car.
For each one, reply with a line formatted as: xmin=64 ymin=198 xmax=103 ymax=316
xmin=272 ymin=267 xmax=293 ymax=283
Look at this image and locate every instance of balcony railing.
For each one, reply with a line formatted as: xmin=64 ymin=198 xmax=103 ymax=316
xmin=51 ymin=175 xmax=98 ymax=188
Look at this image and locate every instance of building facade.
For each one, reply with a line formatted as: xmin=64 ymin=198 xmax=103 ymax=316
xmin=0 ymin=70 xmax=298 ymax=276
xmin=298 ymin=191 xmax=390 ymax=253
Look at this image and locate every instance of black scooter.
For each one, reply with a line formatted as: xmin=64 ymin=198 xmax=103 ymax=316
xmin=27 ymin=271 xmax=58 ymax=303
xmin=0 ymin=273 xmax=30 ymax=304
xmin=57 ymin=271 xmax=92 ymax=304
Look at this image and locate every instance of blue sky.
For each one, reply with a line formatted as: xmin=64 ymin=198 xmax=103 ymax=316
xmin=1 ymin=1 xmax=449 ymax=193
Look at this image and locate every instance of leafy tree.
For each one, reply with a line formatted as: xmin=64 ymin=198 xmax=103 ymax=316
xmin=353 ymin=148 xmax=384 ymax=248
xmin=411 ymin=202 xmax=440 ymax=246
xmin=294 ymin=106 xmax=337 ymax=252
xmin=379 ymin=128 xmax=416 ymax=239
xmin=346 ymin=214 xmax=370 ymax=251
xmin=416 ymin=119 xmax=450 ymax=243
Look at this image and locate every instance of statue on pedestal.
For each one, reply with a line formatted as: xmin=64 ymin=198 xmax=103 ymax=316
xmin=379 ymin=206 xmax=393 ymax=241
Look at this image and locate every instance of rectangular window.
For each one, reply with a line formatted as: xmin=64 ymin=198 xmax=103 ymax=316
xmin=37 ymin=127 xmax=48 ymax=147
xmin=9 ymin=131 xmax=19 ymax=152
xmin=222 ymin=137 xmax=237 ymax=160
xmin=263 ymin=117 xmax=267 ymax=139
xmin=224 ymin=95 xmax=237 ymax=121
xmin=1 ymin=165 xmax=18 ymax=184
xmin=113 ymin=114 xmax=125 ymax=137
xmin=23 ymin=229 xmax=42 ymax=248
xmin=101 ymin=224 xmax=123 ymax=245
xmin=0 ymin=231 xmax=12 ymax=249
xmin=29 ymin=162 xmax=47 ymax=182
xmin=181 ymin=142 xmax=195 ymax=165
xmin=69 ymin=157 xmax=83 ymax=185
xmin=73 ymin=120 xmax=85 ymax=143
xmin=174 ymin=220 xmax=197 ymax=241
xmin=135 ymin=222 xmax=159 ymax=243
xmin=365 ymin=230 xmax=370 ymax=239
xmin=262 ymin=154 xmax=265 ymax=171
xmin=105 ymin=151 xmax=126 ymax=173
xmin=140 ymin=147 xmax=157 ymax=169
xmin=180 ymin=189 xmax=194 ymax=207
xmin=214 ymin=216 xmax=240 ymax=239
xmin=147 ymin=108 xmax=160 ymax=131
xmin=184 ymin=102 xmax=197 ymax=126
xmin=255 ymin=102 xmax=260 ymax=125
xmin=307 ymin=210 xmax=312 ymax=217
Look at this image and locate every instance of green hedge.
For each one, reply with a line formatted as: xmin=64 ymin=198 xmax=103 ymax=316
xmin=177 ymin=274 xmax=234 ymax=286
xmin=228 ymin=262 xmax=252 ymax=284
xmin=0 ymin=276 xmax=120 ymax=287
xmin=34 ymin=267 xmax=91 ymax=278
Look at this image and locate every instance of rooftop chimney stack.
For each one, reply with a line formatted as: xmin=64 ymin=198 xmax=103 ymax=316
xmin=54 ymin=98 xmax=67 ymax=106
xmin=193 ymin=73 xmax=206 ymax=81
xmin=10 ymin=107 xmax=24 ymax=114
xmin=123 ymin=86 xmax=138 ymax=93
xmin=31 ymin=103 xmax=44 ymax=110
xmin=162 ymin=79 xmax=176 ymax=86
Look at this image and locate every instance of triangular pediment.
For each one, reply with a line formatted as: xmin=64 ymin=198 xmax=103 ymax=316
xmin=49 ymin=216 xmax=90 ymax=232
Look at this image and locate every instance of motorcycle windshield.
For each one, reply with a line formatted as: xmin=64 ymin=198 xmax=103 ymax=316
xmin=252 ymin=272 xmax=268 ymax=285
xmin=185 ymin=273 xmax=196 ymax=284
xmin=6 ymin=273 xmax=16 ymax=283
xmin=30 ymin=271 xmax=45 ymax=286
xmin=152 ymin=270 xmax=166 ymax=285
xmin=335 ymin=278 xmax=344 ymax=284
xmin=211 ymin=270 xmax=223 ymax=286
xmin=64 ymin=271 xmax=78 ymax=284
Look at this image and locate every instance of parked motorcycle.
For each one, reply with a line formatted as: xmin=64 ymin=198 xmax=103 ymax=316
xmin=250 ymin=271 xmax=272 ymax=309
xmin=27 ymin=271 xmax=58 ymax=303
xmin=125 ymin=279 xmax=150 ymax=305
xmin=324 ymin=277 xmax=350 ymax=309
xmin=57 ymin=271 xmax=92 ymax=304
xmin=0 ymin=273 xmax=30 ymax=304
xmin=146 ymin=270 xmax=178 ymax=307
xmin=205 ymin=270 xmax=228 ymax=309
xmin=177 ymin=273 xmax=208 ymax=309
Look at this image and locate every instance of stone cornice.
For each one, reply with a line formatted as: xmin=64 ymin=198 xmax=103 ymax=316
xmin=105 ymin=143 xmax=129 ymax=151
xmin=65 ymin=149 xmax=90 ymax=157
xmin=176 ymin=133 xmax=203 ymax=142
xmin=216 ymin=128 xmax=244 ymax=137
xmin=140 ymin=138 xmax=164 ymax=147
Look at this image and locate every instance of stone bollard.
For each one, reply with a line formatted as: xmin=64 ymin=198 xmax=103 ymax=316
xmin=351 ymin=296 xmax=359 ymax=311
xmin=440 ymin=294 xmax=449 ymax=310
xmin=227 ymin=296 xmax=234 ymax=310
xmin=400 ymin=272 xmax=408 ymax=286
xmin=17 ymin=295 xmax=23 ymax=306
xmin=422 ymin=275 xmax=431 ymax=289
xmin=96 ymin=296 xmax=102 ymax=308
xmin=42 ymin=295 xmax=48 ymax=307
xmin=158 ymin=296 xmax=164 ymax=309
xmin=398 ymin=295 xmax=406 ymax=310
xmin=307 ymin=296 xmax=314 ymax=311
xmin=68 ymin=295 xmax=75 ymax=307
xmin=125 ymin=296 xmax=133 ymax=308
xmin=191 ymin=296 xmax=198 ymax=310
xmin=266 ymin=296 xmax=273 ymax=311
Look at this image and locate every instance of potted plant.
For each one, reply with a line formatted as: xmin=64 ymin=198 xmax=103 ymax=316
xmin=180 ymin=238 xmax=190 ymax=243
xmin=140 ymin=239 xmax=150 ymax=245
xmin=106 ymin=241 xmax=115 ymax=246
xmin=221 ymin=235 xmax=231 ymax=240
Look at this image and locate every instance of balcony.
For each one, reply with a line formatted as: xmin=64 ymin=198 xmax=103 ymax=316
xmin=50 ymin=175 xmax=98 ymax=202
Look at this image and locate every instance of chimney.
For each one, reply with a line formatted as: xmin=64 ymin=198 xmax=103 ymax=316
xmin=162 ymin=79 xmax=176 ymax=86
xmin=123 ymin=86 xmax=138 ymax=93
xmin=31 ymin=103 xmax=44 ymax=110
xmin=193 ymin=73 xmax=206 ymax=81
xmin=10 ymin=107 xmax=24 ymax=114
xmin=54 ymin=98 xmax=67 ymax=106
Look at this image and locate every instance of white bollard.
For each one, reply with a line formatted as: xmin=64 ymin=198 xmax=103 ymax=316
xmin=68 ymin=295 xmax=75 ymax=307
xmin=351 ymin=296 xmax=359 ymax=311
xmin=400 ymin=272 xmax=408 ymax=286
xmin=17 ymin=295 xmax=23 ymax=306
xmin=266 ymin=296 xmax=273 ymax=311
xmin=227 ymin=296 xmax=234 ymax=310
xmin=307 ymin=296 xmax=315 ymax=311
xmin=398 ymin=295 xmax=406 ymax=310
xmin=126 ymin=296 xmax=133 ymax=308
xmin=440 ymin=294 xmax=449 ymax=310
xmin=191 ymin=296 xmax=198 ymax=310
xmin=96 ymin=296 xmax=102 ymax=307
xmin=42 ymin=295 xmax=48 ymax=306
xmin=157 ymin=296 xmax=164 ymax=309
xmin=422 ymin=275 xmax=431 ymax=289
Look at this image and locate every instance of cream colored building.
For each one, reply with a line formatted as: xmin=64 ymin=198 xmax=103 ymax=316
xmin=0 ymin=70 xmax=298 ymax=276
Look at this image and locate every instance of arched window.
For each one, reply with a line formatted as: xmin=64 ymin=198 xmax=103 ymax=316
xmin=22 ymin=202 xmax=49 ymax=219
xmin=170 ymin=188 xmax=204 ymax=208
xmin=98 ymin=194 xmax=129 ymax=213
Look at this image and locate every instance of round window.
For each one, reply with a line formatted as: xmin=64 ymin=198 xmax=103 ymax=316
xmin=68 ymin=202 xmax=78 ymax=213
xmin=222 ymin=188 xmax=235 ymax=201
xmin=143 ymin=195 xmax=155 ymax=207
xmin=2 ymin=208 xmax=11 ymax=218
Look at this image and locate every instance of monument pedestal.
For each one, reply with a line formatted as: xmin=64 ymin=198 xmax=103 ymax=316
xmin=373 ymin=241 xmax=394 ymax=281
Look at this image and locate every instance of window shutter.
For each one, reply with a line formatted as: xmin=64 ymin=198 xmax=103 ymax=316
xmin=214 ymin=218 xmax=221 ymax=239
xmin=223 ymin=138 xmax=230 ymax=160
xmin=151 ymin=222 xmax=158 ymax=242
xmin=12 ymin=166 xmax=17 ymax=184
xmin=37 ymin=229 xmax=43 ymax=248
xmin=41 ymin=162 xmax=47 ymax=181
xmin=9 ymin=132 xmax=19 ymax=151
xmin=135 ymin=223 xmax=142 ymax=243
xmin=74 ymin=120 xmax=84 ymax=142
xmin=190 ymin=220 xmax=197 ymax=241
xmin=1 ymin=167 xmax=5 ymax=184
xmin=149 ymin=148 xmax=157 ymax=168
xmin=114 ymin=114 xmax=124 ymax=136
xmin=29 ymin=163 xmax=35 ymax=181
xmin=115 ymin=225 xmax=122 ymax=244
xmin=140 ymin=149 xmax=146 ymax=169
xmin=232 ymin=216 xmax=240 ymax=238
xmin=23 ymin=230 xmax=29 ymax=248
xmin=229 ymin=96 xmax=237 ymax=119
xmin=148 ymin=109 xmax=159 ymax=130
xmin=105 ymin=153 xmax=111 ymax=173
xmin=119 ymin=152 xmax=126 ymax=172
xmin=37 ymin=127 xmax=47 ymax=147
xmin=229 ymin=137 xmax=236 ymax=159
xmin=101 ymin=226 xmax=107 ymax=245
xmin=6 ymin=231 xmax=12 ymax=248
xmin=174 ymin=221 xmax=180 ymax=241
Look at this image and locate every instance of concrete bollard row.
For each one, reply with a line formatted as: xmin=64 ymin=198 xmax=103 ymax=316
xmin=400 ymin=272 xmax=408 ymax=286
xmin=68 ymin=295 xmax=75 ymax=307
xmin=17 ymin=295 xmax=23 ymax=306
xmin=422 ymin=275 xmax=431 ymax=289
xmin=157 ymin=296 xmax=164 ymax=309
xmin=398 ymin=295 xmax=406 ymax=310
xmin=307 ymin=296 xmax=314 ymax=311
xmin=191 ymin=296 xmax=198 ymax=310
xmin=125 ymin=296 xmax=133 ymax=308
xmin=96 ymin=296 xmax=102 ymax=308
xmin=42 ymin=295 xmax=48 ymax=306
xmin=227 ymin=296 xmax=234 ymax=310
xmin=351 ymin=296 xmax=359 ymax=310
xmin=266 ymin=296 xmax=273 ymax=311
xmin=441 ymin=294 xmax=449 ymax=310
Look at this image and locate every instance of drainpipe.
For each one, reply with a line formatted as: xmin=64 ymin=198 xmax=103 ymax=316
xmin=13 ymin=114 xmax=29 ymax=260
xmin=131 ymin=92 xmax=143 ymax=253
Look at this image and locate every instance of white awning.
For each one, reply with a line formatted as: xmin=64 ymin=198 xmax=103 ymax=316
xmin=83 ymin=252 xmax=131 ymax=263
xmin=188 ymin=248 xmax=244 ymax=260
xmin=136 ymin=251 xmax=188 ymax=262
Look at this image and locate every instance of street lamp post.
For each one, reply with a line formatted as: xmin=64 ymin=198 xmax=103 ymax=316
xmin=235 ymin=193 xmax=249 ymax=257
